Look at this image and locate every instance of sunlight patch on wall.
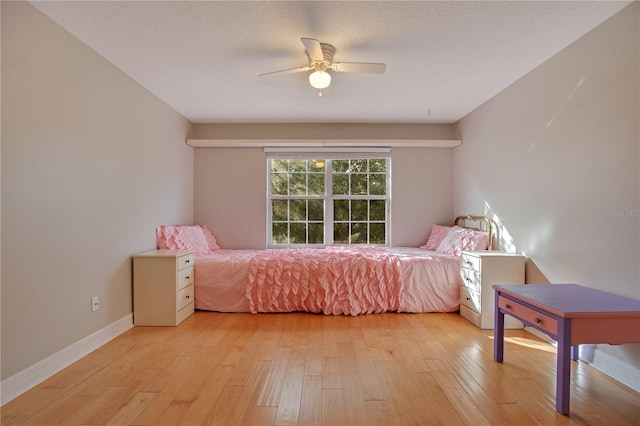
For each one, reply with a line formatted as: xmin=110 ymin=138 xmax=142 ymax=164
xmin=483 ymin=201 xmax=516 ymax=253
xmin=566 ymin=75 xmax=588 ymax=102
xmin=524 ymin=221 xmax=553 ymax=254
xmin=527 ymin=75 xmax=588 ymax=154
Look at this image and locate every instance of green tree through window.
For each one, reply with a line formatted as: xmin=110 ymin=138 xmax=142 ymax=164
xmin=268 ymin=157 xmax=390 ymax=246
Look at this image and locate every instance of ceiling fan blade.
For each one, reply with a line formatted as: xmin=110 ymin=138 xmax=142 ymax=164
xmin=331 ymin=62 xmax=386 ymax=74
xmin=258 ymin=66 xmax=311 ymax=77
xmin=301 ymin=38 xmax=324 ymax=62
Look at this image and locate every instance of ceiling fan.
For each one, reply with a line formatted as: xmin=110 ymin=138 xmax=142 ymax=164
xmin=259 ymin=38 xmax=386 ymax=92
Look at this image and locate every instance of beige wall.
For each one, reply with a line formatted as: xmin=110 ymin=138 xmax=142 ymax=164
xmin=454 ymin=4 xmax=639 ymax=369
xmin=1 ymin=2 xmax=193 ymax=379
xmin=390 ymin=148 xmax=453 ymax=246
xmin=194 ymin=148 xmax=267 ymax=249
xmin=194 ymin=144 xmax=454 ymax=249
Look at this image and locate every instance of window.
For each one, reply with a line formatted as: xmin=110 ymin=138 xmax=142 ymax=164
xmin=268 ymin=152 xmax=390 ymax=247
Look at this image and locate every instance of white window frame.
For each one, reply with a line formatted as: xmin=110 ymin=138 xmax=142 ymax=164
xmin=266 ymin=148 xmax=391 ymax=248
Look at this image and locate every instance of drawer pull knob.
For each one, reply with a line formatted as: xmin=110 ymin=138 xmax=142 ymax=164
xmin=466 ymin=297 xmax=471 ymax=301
xmin=185 ymin=259 xmax=190 ymax=264
xmin=185 ymin=276 xmax=190 ymax=280
xmin=535 ymin=317 xmax=542 ymax=324
xmin=505 ymin=304 xmax=511 ymax=309
xmin=186 ymin=295 xmax=190 ymax=299
xmin=466 ymin=261 xmax=472 ymax=267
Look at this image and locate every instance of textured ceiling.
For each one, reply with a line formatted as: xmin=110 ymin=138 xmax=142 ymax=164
xmin=31 ymin=1 xmax=630 ymax=124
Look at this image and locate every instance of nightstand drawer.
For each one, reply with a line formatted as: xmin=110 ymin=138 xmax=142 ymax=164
xmin=499 ymin=296 xmax=557 ymax=335
xmin=178 ymin=252 xmax=195 ymax=270
xmin=461 ymin=268 xmax=481 ymax=292
xmin=460 ymin=253 xmax=481 ymax=272
xmin=177 ymin=266 xmax=194 ymax=290
xmin=461 ymin=285 xmax=481 ymax=313
xmin=177 ymin=284 xmax=194 ymax=311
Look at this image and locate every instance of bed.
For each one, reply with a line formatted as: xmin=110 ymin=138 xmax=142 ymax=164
xmin=156 ymin=215 xmax=493 ymax=316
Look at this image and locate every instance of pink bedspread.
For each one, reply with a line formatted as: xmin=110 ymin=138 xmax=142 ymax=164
xmin=247 ymin=247 xmax=402 ymax=316
xmin=194 ymin=247 xmax=461 ymax=315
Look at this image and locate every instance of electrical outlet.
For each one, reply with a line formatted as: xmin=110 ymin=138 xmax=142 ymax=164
xmin=91 ymin=296 xmax=99 ymax=312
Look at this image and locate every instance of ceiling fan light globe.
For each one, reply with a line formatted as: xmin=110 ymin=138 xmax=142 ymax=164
xmin=309 ymin=70 xmax=331 ymax=89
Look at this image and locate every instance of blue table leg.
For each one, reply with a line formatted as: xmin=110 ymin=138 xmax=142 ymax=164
xmin=494 ymin=291 xmax=505 ymax=362
xmin=556 ymin=319 xmax=572 ymax=415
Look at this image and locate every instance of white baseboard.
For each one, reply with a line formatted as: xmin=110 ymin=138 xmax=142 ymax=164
xmin=1 ymin=314 xmax=133 ymax=405
xmin=590 ymin=347 xmax=640 ymax=393
xmin=524 ymin=327 xmax=640 ymax=393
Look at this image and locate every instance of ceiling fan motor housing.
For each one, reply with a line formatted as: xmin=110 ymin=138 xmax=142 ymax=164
xmin=310 ymin=43 xmax=335 ymax=71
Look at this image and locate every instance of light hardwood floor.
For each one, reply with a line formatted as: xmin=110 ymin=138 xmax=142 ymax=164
xmin=2 ymin=311 xmax=639 ymax=425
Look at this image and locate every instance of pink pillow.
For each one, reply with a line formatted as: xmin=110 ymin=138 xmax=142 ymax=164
xmin=437 ymin=226 xmax=489 ymax=255
xmin=467 ymin=230 xmax=489 ymax=251
xmin=436 ymin=226 xmax=474 ymax=256
xmin=420 ymin=224 xmax=452 ymax=250
xmin=156 ymin=226 xmax=175 ymax=250
xmin=201 ymin=225 xmax=221 ymax=251
xmin=156 ymin=225 xmax=211 ymax=256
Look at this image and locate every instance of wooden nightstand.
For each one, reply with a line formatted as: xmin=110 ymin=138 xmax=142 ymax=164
xmin=459 ymin=251 xmax=525 ymax=329
xmin=133 ymin=250 xmax=194 ymax=326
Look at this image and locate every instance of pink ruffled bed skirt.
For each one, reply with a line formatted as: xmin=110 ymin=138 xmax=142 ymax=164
xmin=247 ymin=247 xmax=403 ymax=316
